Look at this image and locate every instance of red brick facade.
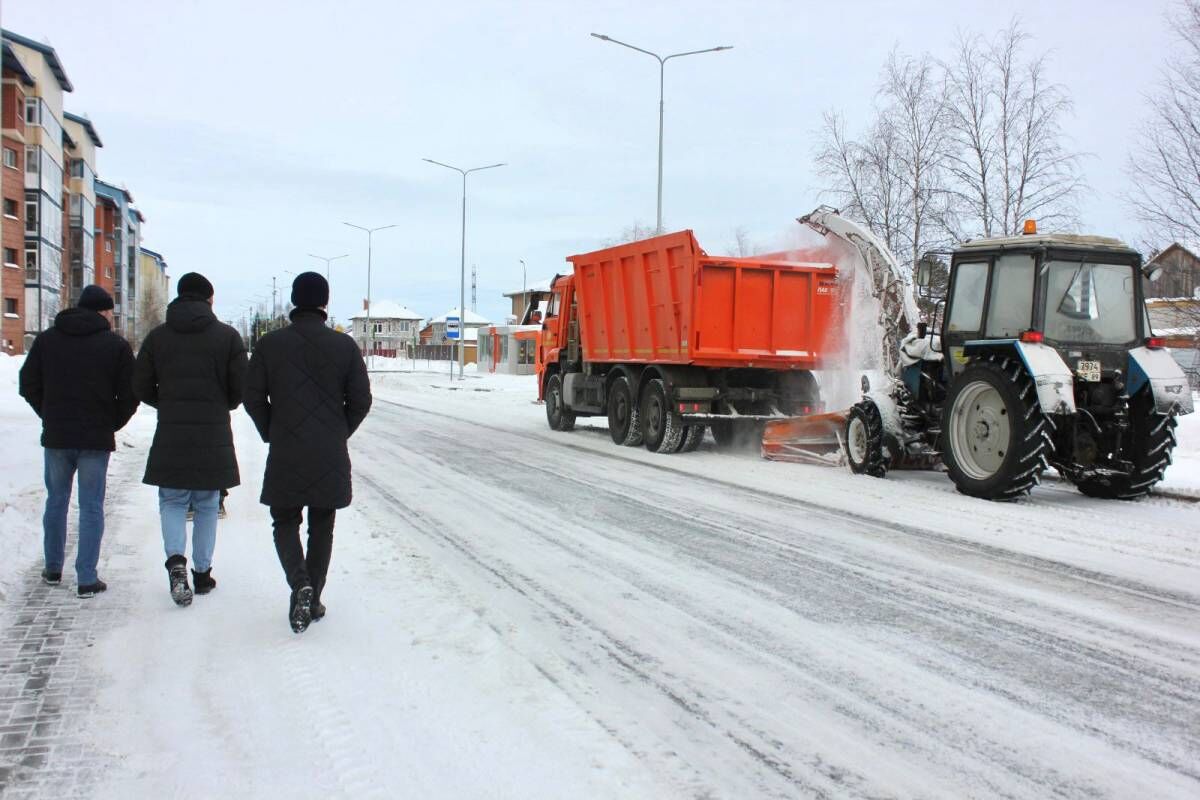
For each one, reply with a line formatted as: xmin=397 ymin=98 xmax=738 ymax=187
xmin=94 ymin=196 xmax=116 ymax=296
xmin=1 ymin=73 xmax=27 ymax=354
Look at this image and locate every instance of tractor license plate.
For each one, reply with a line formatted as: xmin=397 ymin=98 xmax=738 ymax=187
xmin=1077 ymin=360 xmax=1101 ymax=382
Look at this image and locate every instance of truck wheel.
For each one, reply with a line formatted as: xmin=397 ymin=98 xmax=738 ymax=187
xmin=778 ymin=370 xmax=820 ymax=415
xmin=641 ymin=378 xmax=685 ymax=453
xmin=545 ymin=373 xmax=576 ymax=432
xmin=679 ymin=425 xmax=705 ymax=452
xmin=1075 ymin=391 xmax=1178 ymax=500
xmin=942 ymin=358 xmax=1050 ymax=501
xmin=710 ymin=420 xmax=735 ymax=449
xmin=845 ymin=401 xmax=887 ymax=478
xmin=607 ymin=375 xmax=643 ymax=446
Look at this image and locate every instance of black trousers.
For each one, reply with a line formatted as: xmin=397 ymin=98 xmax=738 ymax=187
xmin=270 ymin=506 xmax=335 ymax=600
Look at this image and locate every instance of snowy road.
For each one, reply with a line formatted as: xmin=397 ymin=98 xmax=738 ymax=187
xmin=346 ymin=392 xmax=1200 ymax=798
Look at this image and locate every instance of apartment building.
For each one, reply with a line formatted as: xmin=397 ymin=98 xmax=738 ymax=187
xmin=94 ymin=179 xmax=139 ymax=340
xmin=1 ymin=42 xmax=33 ymax=353
xmin=93 ymin=191 xmax=117 ymax=297
xmin=137 ymin=247 xmax=168 ymax=331
xmin=62 ymin=112 xmax=101 ymax=308
xmin=4 ymin=29 xmax=72 ymax=343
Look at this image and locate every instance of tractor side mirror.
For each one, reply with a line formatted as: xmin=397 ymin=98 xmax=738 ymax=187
xmin=915 ymin=256 xmax=936 ymax=288
xmin=1145 ymin=265 xmax=1164 ymax=283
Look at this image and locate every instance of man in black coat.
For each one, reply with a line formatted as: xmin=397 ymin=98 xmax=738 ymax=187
xmin=134 ymin=272 xmax=248 ymax=606
xmin=18 ymin=285 xmax=138 ymax=597
xmin=244 ymin=272 xmax=372 ymax=633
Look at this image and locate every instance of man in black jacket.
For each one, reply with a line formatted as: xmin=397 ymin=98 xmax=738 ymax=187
xmin=18 ymin=285 xmax=138 ymax=597
xmin=134 ymin=272 xmax=248 ymax=606
xmin=245 ymin=272 xmax=372 ymax=633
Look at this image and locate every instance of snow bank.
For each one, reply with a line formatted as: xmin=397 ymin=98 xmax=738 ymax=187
xmin=0 ymin=354 xmax=43 ymax=603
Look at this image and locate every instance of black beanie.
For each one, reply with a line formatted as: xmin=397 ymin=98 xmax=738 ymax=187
xmin=291 ymin=271 xmax=329 ymax=308
xmin=177 ymin=272 xmax=214 ymax=299
xmin=78 ymin=285 xmax=114 ymax=312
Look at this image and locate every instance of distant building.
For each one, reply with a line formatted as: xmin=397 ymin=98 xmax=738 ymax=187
xmin=1145 ymin=243 xmax=1200 ymax=300
xmin=93 ymin=191 xmax=118 ymax=298
xmin=348 ymin=300 xmax=423 ymax=357
xmin=426 ymin=308 xmax=490 ymax=365
xmin=95 ymin=179 xmax=140 ymax=341
xmin=502 ymin=278 xmax=553 ymax=324
xmin=62 ymin=112 xmax=101 ymax=308
xmin=137 ymin=248 xmax=169 ymax=332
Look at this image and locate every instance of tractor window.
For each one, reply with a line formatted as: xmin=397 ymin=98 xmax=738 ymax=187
xmin=985 ymin=254 xmax=1035 ymax=338
xmin=1043 ymin=261 xmax=1137 ymax=344
xmin=947 ymin=261 xmax=988 ymax=333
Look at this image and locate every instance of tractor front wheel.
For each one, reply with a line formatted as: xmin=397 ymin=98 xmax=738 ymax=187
xmin=942 ymin=358 xmax=1050 ymax=501
xmin=845 ymin=400 xmax=887 ymax=478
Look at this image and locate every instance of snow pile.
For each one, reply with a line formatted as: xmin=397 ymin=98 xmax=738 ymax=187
xmin=0 ymin=355 xmax=44 ymax=602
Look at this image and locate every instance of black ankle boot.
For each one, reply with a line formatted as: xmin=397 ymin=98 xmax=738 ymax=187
xmin=192 ymin=568 xmax=216 ymax=595
xmin=165 ymin=555 xmax=192 ymax=607
xmin=289 ymin=585 xmax=313 ymax=633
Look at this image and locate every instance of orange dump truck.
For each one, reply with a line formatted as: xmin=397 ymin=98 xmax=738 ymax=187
xmin=537 ymin=230 xmax=840 ymax=452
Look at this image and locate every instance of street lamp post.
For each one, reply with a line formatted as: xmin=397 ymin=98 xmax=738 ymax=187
xmin=422 ymin=158 xmax=506 ymax=380
xmin=590 ymin=33 xmax=732 ymax=234
xmin=343 ymin=223 xmax=398 ymax=364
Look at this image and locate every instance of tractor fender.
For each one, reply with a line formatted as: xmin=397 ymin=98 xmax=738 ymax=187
xmin=1127 ymin=346 xmax=1195 ymax=415
xmin=963 ymin=340 xmax=1076 ymax=415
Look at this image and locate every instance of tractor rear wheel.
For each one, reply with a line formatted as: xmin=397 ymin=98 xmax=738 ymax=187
xmin=607 ymin=375 xmax=643 ymax=446
xmin=1074 ymin=391 xmax=1178 ymax=500
xmin=641 ymin=378 xmax=685 ymax=453
xmin=845 ymin=400 xmax=887 ymax=478
xmin=545 ymin=373 xmax=576 ymax=432
xmin=942 ymin=357 xmax=1050 ymax=501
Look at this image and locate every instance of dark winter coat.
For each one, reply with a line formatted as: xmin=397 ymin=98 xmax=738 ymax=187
xmin=18 ymin=308 xmax=138 ymax=451
xmin=134 ymin=298 xmax=248 ymax=490
xmin=244 ymin=308 xmax=372 ymax=509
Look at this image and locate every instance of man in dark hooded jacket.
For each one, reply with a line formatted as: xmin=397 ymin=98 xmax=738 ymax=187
xmin=134 ymin=272 xmax=247 ymax=606
xmin=244 ymin=272 xmax=371 ymax=633
xmin=18 ymin=285 xmax=138 ymax=597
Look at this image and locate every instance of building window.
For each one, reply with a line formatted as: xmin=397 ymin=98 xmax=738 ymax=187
xmin=24 ymin=98 xmax=38 ymax=125
xmin=25 ymin=201 xmax=37 ymax=233
xmin=4 ymin=248 xmax=16 ymax=266
xmin=70 ymin=159 xmax=85 ymax=179
xmin=4 ymin=298 xmax=17 ymax=317
xmin=2 ymin=148 xmax=16 ymax=169
xmin=105 ymin=238 xmax=112 ymax=253
xmin=3 ymin=199 xmax=15 ymax=218
xmin=25 ymin=146 xmax=38 ymax=174
xmin=25 ymin=248 xmax=37 ymax=280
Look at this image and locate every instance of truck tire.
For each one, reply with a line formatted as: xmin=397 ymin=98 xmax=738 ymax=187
xmin=679 ymin=425 xmax=705 ymax=452
xmin=778 ymin=370 xmax=820 ymax=415
xmin=545 ymin=373 xmax=576 ymax=432
xmin=1074 ymin=391 xmax=1178 ymax=500
xmin=710 ymin=420 xmax=735 ymax=449
xmin=607 ymin=375 xmax=643 ymax=446
xmin=845 ymin=400 xmax=887 ymax=478
xmin=942 ymin=357 xmax=1050 ymax=501
xmin=641 ymin=378 xmax=685 ymax=453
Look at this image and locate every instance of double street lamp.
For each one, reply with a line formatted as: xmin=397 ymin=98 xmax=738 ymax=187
xmin=422 ymin=158 xmax=506 ymax=380
xmin=343 ymin=222 xmax=398 ymax=362
xmin=590 ymin=33 xmax=732 ymax=234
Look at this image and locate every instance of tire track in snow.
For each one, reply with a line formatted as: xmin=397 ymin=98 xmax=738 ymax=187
xmin=361 ymin=423 xmax=1200 ymax=793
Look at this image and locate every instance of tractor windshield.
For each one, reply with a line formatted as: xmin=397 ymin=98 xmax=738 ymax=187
xmin=1042 ymin=261 xmax=1137 ymax=345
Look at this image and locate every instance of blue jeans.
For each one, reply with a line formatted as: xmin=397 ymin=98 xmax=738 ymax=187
xmin=159 ymin=489 xmax=220 ymax=572
xmin=43 ymin=448 xmax=111 ymax=585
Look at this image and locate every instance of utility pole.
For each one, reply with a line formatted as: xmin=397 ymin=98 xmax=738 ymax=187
xmin=471 ymin=263 xmax=477 ymax=312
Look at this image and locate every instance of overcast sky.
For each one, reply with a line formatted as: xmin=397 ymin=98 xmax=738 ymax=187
xmin=8 ymin=0 xmax=1179 ymax=326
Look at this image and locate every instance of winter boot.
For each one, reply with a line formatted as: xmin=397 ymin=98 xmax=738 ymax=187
xmin=41 ymin=569 xmax=62 ymax=586
xmin=165 ymin=555 xmax=193 ymax=607
xmin=289 ymin=585 xmax=314 ymax=633
xmin=312 ymin=600 xmax=326 ymax=621
xmin=192 ymin=568 xmax=217 ymax=595
xmin=77 ymin=579 xmax=107 ymax=598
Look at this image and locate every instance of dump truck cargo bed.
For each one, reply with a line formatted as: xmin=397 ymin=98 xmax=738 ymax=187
xmin=568 ymin=231 xmax=839 ymax=370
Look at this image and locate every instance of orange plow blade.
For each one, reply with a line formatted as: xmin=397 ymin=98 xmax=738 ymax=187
xmin=761 ymin=411 xmax=849 ymax=465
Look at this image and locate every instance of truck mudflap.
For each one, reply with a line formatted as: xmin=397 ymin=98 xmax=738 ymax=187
xmin=1127 ymin=346 xmax=1195 ymax=415
xmin=964 ymin=340 xmax=1077 ymax=415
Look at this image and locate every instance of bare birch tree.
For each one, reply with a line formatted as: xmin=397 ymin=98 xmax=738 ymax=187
xmin=1128 ymin=0 xmax=1200 ymax=247
xmin=815 ymin=51 xmax=954 ymax=274
xmin=944 ymin=23 xmax=1083 ymax=238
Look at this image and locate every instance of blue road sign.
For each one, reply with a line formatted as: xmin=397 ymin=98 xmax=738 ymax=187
xmin=445 ymin=316 xmax=461 ymax=340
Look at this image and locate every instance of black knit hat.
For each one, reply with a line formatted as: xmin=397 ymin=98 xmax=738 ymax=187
xmin=78 ymin=285 xmax=114 ymax=312
xmin=291 ymin=271 xmax=329 ymax=308
xmin=177 ymin=272 xmax=214 ymax=300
